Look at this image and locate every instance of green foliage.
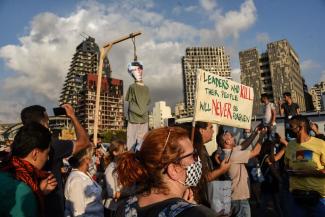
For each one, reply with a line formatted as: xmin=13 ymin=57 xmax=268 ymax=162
xmin=102 ymin=130 xmax=126 ymax=143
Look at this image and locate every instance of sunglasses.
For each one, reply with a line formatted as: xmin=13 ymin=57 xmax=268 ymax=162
xmin=162 ymin=149 xmax=199 ymax=174
xmin=174 ymin=149 xmax=199 ymax=163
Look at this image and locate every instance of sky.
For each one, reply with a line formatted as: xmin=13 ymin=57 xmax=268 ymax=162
xmin=0 ymin=0 xmax=325 ymax=123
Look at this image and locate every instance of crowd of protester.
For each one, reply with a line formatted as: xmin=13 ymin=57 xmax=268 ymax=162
xmin=0 ymin=91 xmax=325 ymax=217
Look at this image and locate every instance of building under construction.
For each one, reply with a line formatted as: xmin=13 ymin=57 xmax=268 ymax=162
xmin=59 ymin=37 xmax=124 ymax=134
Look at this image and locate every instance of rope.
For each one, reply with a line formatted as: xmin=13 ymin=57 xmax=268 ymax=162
xmin=132 ymin=37 xmax=137 ymax=61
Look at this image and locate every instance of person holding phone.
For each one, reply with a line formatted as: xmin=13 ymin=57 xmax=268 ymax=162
xmin=53 ymin=107 xmax=67 ymax=116
xmin=216 ymin=127 xmax=266 ymax=217
xmin=20 ymin=104 xmax=90 ymax=217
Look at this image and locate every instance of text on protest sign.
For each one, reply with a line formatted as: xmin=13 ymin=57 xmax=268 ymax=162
xmin=194 ymin=69 xmax=254 ymax=129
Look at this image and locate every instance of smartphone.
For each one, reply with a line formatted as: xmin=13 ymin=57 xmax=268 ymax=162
xmin=226 ymin=149 xmax=233 ymax=163
xmin=221 ymin=149 xmax=233 ymax=163
xmin=53 ymin=107 xmax=66 ymax=116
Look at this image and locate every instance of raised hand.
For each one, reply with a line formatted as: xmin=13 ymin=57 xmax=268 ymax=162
xmin=62 ymin=104 xmax=76 ymax=119
xmin=40 ymin=173 xmax=58 ymax=195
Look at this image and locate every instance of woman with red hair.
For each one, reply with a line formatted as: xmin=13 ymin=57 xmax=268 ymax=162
xmin=114 ymin=127 xmax=217 ymax=217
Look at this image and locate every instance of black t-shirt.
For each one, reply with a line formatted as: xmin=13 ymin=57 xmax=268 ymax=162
xmin=44 ymin=139 xmax=74 ymax=217
xmin=115 ymin=197 xmax=217 ymax=217
xmin=281 ymin=102 xmax=299 ymax=119
xmin=316 ymin=133 xmax=325 ymax=141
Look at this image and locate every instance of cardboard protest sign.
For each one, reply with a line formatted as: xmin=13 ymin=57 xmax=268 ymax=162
xmin=194 ymin=69 xmax=254 ymax=129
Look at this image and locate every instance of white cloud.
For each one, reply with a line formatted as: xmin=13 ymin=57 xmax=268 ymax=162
xmin=231 ymin=68 xmax=241 ymax=82
xmin=300 ymin=60 xmax=322 ymax=87
xmin=256 ymin=32 xmax=270 ymax=44
xmin=0 ymin=11 xmax=91 ymax=102
xmin=215 ymin=0 xmax=257 ymax=39
xmin=185 ymin=5 xmax=198 ymax=12
xmin=301 ymin=59 xmax=321 ymax=72
xmin=0 ymin=0 xmax=258 ymax=122
xmin=172 ymin=6 xmax=182 ymax=15
xmin=0 ymin=98 xmax=24 ymax=124
xmin=196 ymin=0 xmax=257 ymax=42
xmin=320 ymin=70 xmax=325 ymax=82
xmin=172 ymin=4 xmax=198 ymax=15
xmin=200 ymin=0 xmax=217 ymax=11
xmin=153 ymin=21 xmax=198 ymax=42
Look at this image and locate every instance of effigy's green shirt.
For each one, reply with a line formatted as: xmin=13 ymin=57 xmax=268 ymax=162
xmin=125 ymin=83 xmax=150 ymax=124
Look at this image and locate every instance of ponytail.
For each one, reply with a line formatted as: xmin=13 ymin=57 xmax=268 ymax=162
xmin=116 ymin=152 xmax=148 ymax=187
xmin=116 ymin=127 xmax=189 ymax=194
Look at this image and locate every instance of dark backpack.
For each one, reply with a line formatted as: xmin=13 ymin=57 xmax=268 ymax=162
xmin=124 ymin=196 xmax=195 ymax=217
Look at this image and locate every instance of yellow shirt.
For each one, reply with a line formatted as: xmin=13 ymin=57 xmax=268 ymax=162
xmin=285 ymin=136 xmax=325 ymax=197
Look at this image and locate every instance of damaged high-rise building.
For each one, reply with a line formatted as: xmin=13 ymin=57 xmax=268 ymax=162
xmin=239 ymin=39 xmax=306 ymax=115
xmin=182 ymin=47 xmax=231 ymax=116
xmin=60 ymin=37 xmax=124 ymax=133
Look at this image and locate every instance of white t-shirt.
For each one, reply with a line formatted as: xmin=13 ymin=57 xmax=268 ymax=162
xmin=64 ymin=169 xmax=103 ymax=217
xmin=262 ymin=102 xmax=275 ymax=125
xmin=104 ymin=162 xmax=121 ymax=210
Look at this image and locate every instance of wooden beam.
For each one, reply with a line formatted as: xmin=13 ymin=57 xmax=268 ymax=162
xmin=93 ymin=32 xmax=142 ymax=145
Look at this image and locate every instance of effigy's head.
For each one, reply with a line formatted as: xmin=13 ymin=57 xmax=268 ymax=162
xmin=127 ymin=61 xmax=143 ymax=81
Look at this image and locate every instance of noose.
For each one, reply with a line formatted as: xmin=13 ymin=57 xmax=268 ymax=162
xmin=132 ymin=37 xmax=137 ymax=61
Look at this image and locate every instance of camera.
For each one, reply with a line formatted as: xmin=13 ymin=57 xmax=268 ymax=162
xmin=53 ymin=107 xmax=66 ymax=116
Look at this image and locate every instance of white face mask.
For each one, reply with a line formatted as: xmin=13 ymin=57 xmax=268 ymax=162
xmin=178 ymin=157 xmax=202 ymax=187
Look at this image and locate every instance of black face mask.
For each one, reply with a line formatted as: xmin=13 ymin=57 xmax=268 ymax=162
xmin=290 ymin=126 xmax=300 ymax=139
xmin=291 ymin=131 xmax=297 ymax=139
